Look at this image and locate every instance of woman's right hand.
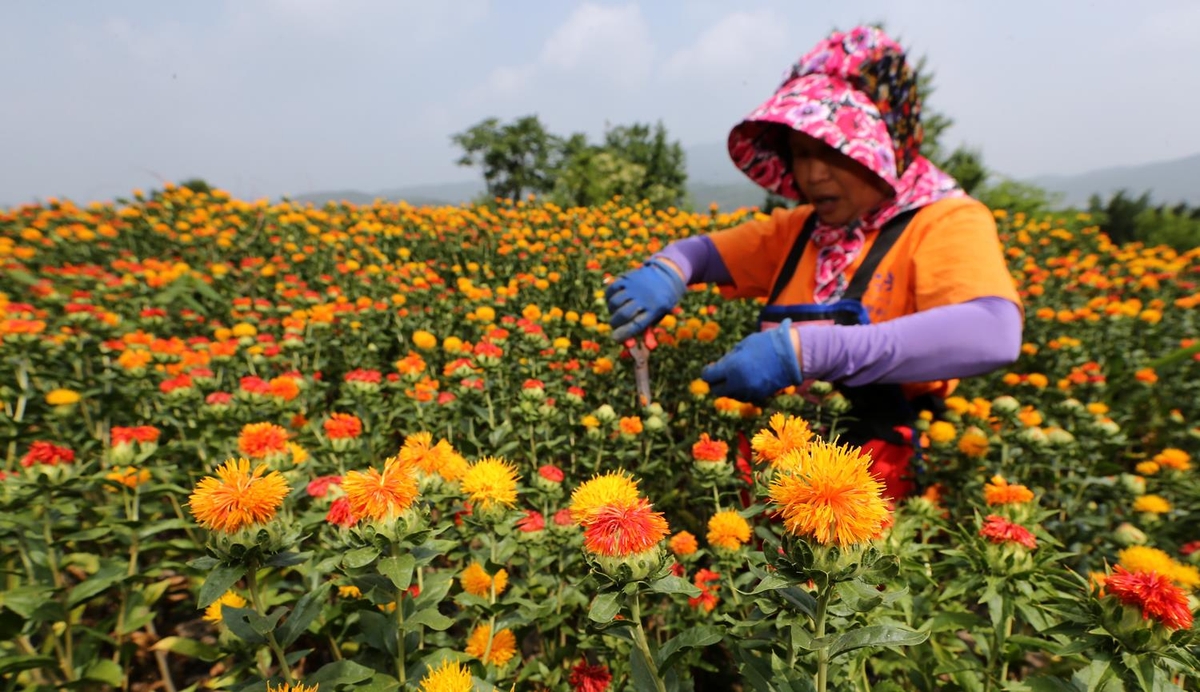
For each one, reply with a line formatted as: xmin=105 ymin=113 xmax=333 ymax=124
xmin=604 ymin=258 xmax=686 ymax=342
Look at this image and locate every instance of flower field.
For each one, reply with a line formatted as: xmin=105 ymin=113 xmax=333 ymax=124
xmin=1 ymin=185 xmax=1199 ymax=692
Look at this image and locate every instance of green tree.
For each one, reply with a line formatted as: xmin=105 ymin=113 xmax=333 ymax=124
xmin=938 ymin=146 xmax=988 ymax=195
xmin=1135 ymin=204 xmax=1200 ymax=250
xmin=452 ymin=115 xmax=562 ymax=201
xmin=550 ymin=121 xmax=688 ymax=209
xmin=1087 ymin=190 xmax=1153 ymax=244
xmin=975 ymin=178 xmax=1062 ymax=218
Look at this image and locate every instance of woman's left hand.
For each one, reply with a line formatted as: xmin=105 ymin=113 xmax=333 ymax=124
xmin=701 ymin=319 xmax=803 ymax=404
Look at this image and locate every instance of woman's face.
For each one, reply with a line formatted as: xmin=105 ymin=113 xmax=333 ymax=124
xmin=788 ymin=130 xmax=891 ymax=226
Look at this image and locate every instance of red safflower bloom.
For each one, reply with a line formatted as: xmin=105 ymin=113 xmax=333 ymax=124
xmin=325 ymin=497 xmax=358 ymax=527
xmin=206 ymin=392 xmax=233 ymax=405
xmin=569 ymin=660 xmax=612 ymax=692
xmin=581 ymin=499 xmax=669 ymax=557
xmin=516 ymin=509 xmax=545 ymax=533
xmin=538 ymin=464 xmax=565 ymax=483
xmin=1181 ymin=541 xmax=1200 ymax=557
xmin=979 ymin=515 xmax=1037 ymax=550
xmin=22 ymin=441 xmax=75 ymax=467
xmin=345 ymin=368 xmax=382 ymax=384
xmin=111 ymin=425 xmax=160 ymax=445
xmin=691 ymin=433 xmax=729 ymax=462
xmin=306 ymin=475 xmax=343 ymax=498
xmin=1105 ymin=566 xmax=1193 ymax=631
xmin=553 ymin=508 xmax=576 ymax=528
xmin=239 ymin=375 xmax=270 ymax=394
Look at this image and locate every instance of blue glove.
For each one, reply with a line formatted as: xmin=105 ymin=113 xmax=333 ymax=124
xmin=604 ymin=258 xmax=686 ymax=342
xmin=701 ymin=319 xmax=804 ymax=404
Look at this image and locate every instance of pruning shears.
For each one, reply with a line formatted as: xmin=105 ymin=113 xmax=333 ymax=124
xmin=625 ymin=330 xmax=658 ymax=408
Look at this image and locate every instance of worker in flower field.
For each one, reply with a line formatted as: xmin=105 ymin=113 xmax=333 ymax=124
xmin=604 ymin=25 xmax=1022 ymax=498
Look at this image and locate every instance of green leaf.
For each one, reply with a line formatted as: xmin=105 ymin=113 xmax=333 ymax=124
xmin=656 ymin=625 xmax=723 ymax=669
xmin=414 ymin=570 xmax=455 ymax=610
xmin=827 ymin=624 xmax=928 ymax=660
xmin=748 ymin=573 xmax=791 ymax=594
xmin=379 ymin=554 xmax=416 ymax=592
xmin=221 ymin=606 xmax=268 ymax=645
xmin=0 ymin=585 xmax=54 ymax=619
xmin=68 ymin=562 xmax=127 ymax=607
xmin=732 ymin=646 xmax=776 ymax=692
xmin=305 ymin=660 xmax=377 ymax=688
xmin=650 ymin=575 xmax=701 ymax=597
xmin=588 ymin=592 xmax=621 ymax=624
xmin=152 ymin=636 xmax=223 ymax=662
xmin=343 ymin=547 xmax=381 ymax=569
xmin=630 ymin=643 xmax=661 ymax=692
xmin=1022 ymin=676 xmax=1084 ymax=692
xmin=834 ymin=578 xmax=885 ymax=613
xmin=278 ymin=583 xmax=331 ymax=647
xmin=61 ymin=526 xmax=112 ymax=542
xmin=197 ymin=564 xmax=245 ymax=608
xmin=82 ymin=659 xmax=123 ymax=686
xmin=403 ymin=607 xmax=454 ymax=632
xmin=266 ymin=550 xmax=312 ymax=568
xmin=0 ymin=655 xmax=56 ymax=676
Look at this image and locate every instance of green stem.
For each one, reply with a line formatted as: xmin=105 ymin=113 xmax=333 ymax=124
xmin=630 ymin=592 xmax=667 ymax=692
xmin=814 ymin=584 xmax=831 ymax=692
xmin=44 ymin=511 xmax=75 ymax=682
xmin=246 ymin=563 xmax=295 ymax=686
xmin=396 ymin=588 xmax=407 ymax=684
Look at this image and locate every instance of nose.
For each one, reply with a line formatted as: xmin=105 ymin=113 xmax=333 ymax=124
xmin=804 ymin=157 xmax=833 ymax=185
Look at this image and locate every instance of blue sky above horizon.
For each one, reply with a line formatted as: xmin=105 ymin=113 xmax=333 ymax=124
xmin=3 ymin=0 xmax=1198 ymax=205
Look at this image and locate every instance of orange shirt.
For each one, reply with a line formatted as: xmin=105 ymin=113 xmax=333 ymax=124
xmin=707 ymin=196 xmax=1021 ymax=397
xmin=709 ymin=196 xmax=1020 ymax=320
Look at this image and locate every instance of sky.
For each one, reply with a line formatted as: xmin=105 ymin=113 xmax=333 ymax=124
xmin=3 ymin=0 xmax=1199 ymax=205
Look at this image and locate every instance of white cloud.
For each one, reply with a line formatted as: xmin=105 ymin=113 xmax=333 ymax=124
xmin=540 ymin=2 xmax=654 ymax=88
xmin=663 ymin=9 xmax=789 ymax=79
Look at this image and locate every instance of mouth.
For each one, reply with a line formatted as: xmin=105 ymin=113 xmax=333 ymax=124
xmin=812 ymin=195 xmax=839 ymax=214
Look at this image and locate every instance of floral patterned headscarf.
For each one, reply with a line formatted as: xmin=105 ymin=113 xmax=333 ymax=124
xmin=728 ymin=25 xmax=965 ymax=304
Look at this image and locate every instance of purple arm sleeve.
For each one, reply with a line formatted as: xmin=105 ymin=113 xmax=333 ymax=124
xmin=796 ymin=297 xmax=1023 ymax=386
xmin=655 ymin=236 xmax=732 ymax=285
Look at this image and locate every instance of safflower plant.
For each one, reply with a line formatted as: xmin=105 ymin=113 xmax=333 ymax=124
xmin=0 ymin=187 xmax=1197 ymax=690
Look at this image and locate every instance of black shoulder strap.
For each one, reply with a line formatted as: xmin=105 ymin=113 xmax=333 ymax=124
xmin=843 ymin=208 xmax=919 ymax=301
xmin=767 ymin=212 xmax=820 ymax=305
xmin=766 ymin=207 xmax=919 ymax=305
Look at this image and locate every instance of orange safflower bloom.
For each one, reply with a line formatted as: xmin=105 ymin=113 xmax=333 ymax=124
xmin=267 ymin=376 xmax=300 ymax=401
xmin=570 ymin=471 xmax=641 ymax=524
xmin=751 ymin=413 xmax=813 ymax=467
xmin=460 ymin=457 xmax=519 ymax=511
xmin=706 ymin=510 xmax=751 ymax=551
xmin=341 ymin=457 xmax=420 ymax=521
xmin=464 ymin=624 xmax=517 ymax=666
xmin=983 ymin=476 xmax=1035 ymax=505
xmin=188 ymin=458 xmax=290 ymax=533
xmin=1153 ymin=448 xmax=1191 ymax=471
xmin=418 ymin=659 xmax=473 ymax=691
xmin=768 ymin=440 xmax=889 ymax=547
xmin=237 ymin=422 xmax=290 ymax=459
xmin=323 ymin=413 xmax=363 ymax=439
xmin=459 ymin=561 xmax=508 ymax=599
xmin=669 ymin=530 xmax=698 ymax=556
xmin=617 ymin=416 xmax=643 ymax=436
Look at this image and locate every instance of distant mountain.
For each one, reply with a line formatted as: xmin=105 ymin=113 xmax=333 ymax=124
xmin=287 ymin=146 xmax=1200 ymax=212
xmin=1028 ymin=153 xmax=1200 ymax=207
xmin=288 ymin=180 xmax=485 ymax=207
